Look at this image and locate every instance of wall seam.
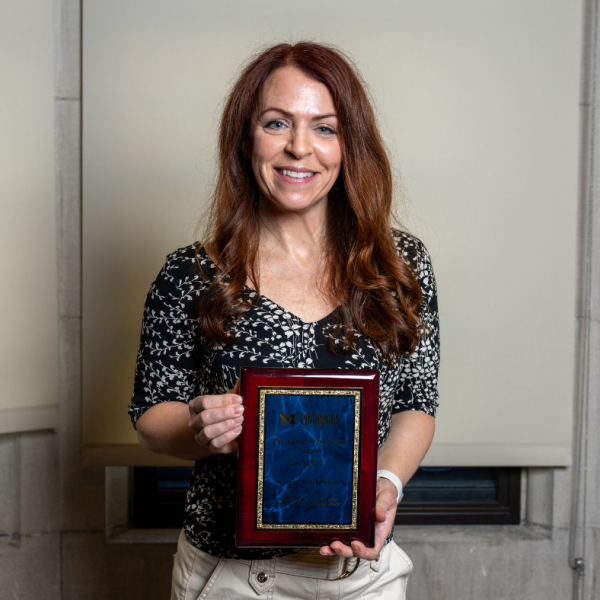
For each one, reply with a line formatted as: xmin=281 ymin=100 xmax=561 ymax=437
xmin=569 ymin=1 xmax=599 ymax=598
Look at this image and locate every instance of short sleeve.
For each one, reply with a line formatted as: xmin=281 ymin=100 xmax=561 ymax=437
xmin=392 ymin=236 xmax=440 ymax=417
xmin=128 ymin=246 xmax=202 ymax=429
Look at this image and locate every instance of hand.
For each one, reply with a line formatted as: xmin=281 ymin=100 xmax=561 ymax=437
xmin=188 ymin=381 xmax=243 ymax=454
xmin=319 ymin=477 xmax=398 ymax=560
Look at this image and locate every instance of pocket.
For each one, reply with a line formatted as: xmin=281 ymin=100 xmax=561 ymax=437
xmin=389 ymin=541 xmax=413 ymax=577
xmin=194 ymin=559 xmax=225 ymax=600
xmin=171 ymin=531 xmax=222 ymax=600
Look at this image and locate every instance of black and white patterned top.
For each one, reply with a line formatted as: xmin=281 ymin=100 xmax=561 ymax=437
xmin=128 ymin=230 xmax=439 ymax=559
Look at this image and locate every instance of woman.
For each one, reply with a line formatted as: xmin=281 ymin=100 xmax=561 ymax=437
xmin=129 ymin=42 xmax=439 ymax=599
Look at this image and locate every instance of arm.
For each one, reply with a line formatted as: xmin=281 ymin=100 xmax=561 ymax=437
xmin=378 ymin=410 xmax=436 ymax=486
xmin=136 ymin=402 xmax=211 ymax=461
xmin=360 ymin=411 xmax=435 ymax=556
xmin=323 ymin=411 xmax=435 ymax=560
xmin=136 ymin=381 xmax=244 ymax=461
xmin=129 ymin=246 xmax=244 ymax=460
xmin=324 ymin=236 xmax=439 ymax=559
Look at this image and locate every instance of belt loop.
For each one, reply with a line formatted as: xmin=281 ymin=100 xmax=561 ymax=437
xmin=332 ymin=555 xmax=346 ymax=580
xmin=249 ymin=558 xmax=276 ymax=595
xmin=331 ymin=557 xmax=361 ymax=580
xmin=370 ymin=552 xmax=381 ymax=573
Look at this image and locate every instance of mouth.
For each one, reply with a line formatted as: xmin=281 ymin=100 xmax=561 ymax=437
xmin=274 ymin=167 xmax=317 ymax=183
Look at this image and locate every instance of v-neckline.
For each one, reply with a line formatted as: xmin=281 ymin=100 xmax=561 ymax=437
xmin=198 ymin=244 xmax=339 ymax=327
xmin=245 ymin=285 xmax=338 ymax=326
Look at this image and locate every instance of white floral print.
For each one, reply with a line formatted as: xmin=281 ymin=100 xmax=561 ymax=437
xmin=129 ymin=230 xmax=439 ymax=559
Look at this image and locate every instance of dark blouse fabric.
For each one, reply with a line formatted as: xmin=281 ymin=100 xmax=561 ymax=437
xmin=128 ymin=230 xmax=440 ymax=559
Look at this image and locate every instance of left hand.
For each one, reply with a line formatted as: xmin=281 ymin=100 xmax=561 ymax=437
xmin=319 ymin=477 xmax=398 ymax=559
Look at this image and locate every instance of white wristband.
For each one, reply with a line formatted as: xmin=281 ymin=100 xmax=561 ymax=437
xmin=377 ymin=469 xmax=403 ymax=503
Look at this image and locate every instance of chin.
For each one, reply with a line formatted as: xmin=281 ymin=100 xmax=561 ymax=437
xmin=274 ymin=197 xmax=323 ymax=212
xmin=269 ymin=187 xmax=328 ymax=209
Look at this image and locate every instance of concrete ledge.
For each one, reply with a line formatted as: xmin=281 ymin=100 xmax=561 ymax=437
xmin=106 ymin=525 xmax=550 ymax=546
xmin=107 ymin=528 xmax=180 ymax=544
xmin=90 ymin=442 xmax=572 ymax=467
xmin=394 ymin=524 xmax=551 ymax=544
xmin=0 ymin=405 xmax=58 ymax=434
xmin=422 ymin=444 xmax=572 ymax=467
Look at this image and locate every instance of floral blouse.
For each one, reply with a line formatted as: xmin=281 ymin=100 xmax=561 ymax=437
xmin=128 ymin=230 xmax=440 ymax=559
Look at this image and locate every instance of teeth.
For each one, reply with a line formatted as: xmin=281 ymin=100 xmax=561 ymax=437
xmin=281 ymin=169 xmax=315 ymax=178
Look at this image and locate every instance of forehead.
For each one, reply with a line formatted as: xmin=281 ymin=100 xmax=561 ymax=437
xmin=260 ymin=66 xmax=336 ymax=115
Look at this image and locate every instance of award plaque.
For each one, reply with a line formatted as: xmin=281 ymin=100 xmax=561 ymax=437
xmin=236 ymin=367 xmax=379 ymax=548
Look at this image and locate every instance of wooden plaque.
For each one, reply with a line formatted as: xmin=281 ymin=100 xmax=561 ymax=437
xmin=236 ymin=367 xmax=379 ymax=548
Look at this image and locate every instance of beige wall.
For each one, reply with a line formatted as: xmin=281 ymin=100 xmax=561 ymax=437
xmin=3 ymin=3 xmax=600 ymax=600
xmin=83 ymin=0 xmax=580 ymax=465
xmin=0 ymin=0 xmax=58 ymax=432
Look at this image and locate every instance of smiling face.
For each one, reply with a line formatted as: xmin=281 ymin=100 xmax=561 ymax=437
xmin=250 ymin=66 xmax=342 ymax=216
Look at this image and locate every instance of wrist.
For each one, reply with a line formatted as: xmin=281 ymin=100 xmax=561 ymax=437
xmin=376 ymin=469 xmax=403 ymax=503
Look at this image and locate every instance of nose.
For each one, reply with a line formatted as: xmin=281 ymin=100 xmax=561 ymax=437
xmin=285 ymin=125 xmax=312 ymax=160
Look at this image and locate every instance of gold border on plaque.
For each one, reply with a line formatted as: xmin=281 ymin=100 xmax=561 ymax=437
xmin=256 ymin=387 xmax=361 ymax=531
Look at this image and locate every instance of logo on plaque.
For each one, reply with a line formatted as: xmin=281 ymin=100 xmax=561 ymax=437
xmin=279 ymin=413 xmax=296 ymax=425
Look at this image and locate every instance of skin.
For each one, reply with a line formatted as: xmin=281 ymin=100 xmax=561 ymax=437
xmin=136 ymin=66 xmax=435 ymax=561
xmin=250 ymin=65 xmax=342 ymax=323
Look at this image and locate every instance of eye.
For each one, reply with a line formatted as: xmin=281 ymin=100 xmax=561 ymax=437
xmin=265 ymin=120 xmax=287 ymax=130
xmin=316 ymin=125 xmax=336 ymax=135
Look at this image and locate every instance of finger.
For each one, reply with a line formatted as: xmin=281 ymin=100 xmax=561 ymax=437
xmin=330 ymin=541 xmax=354 ymax=559
xmin=372 ymin=514 xmax=395 ymax=550
xmin=375 ymin=506 xmax=388 ymax=522
xmin=375 ymin=506 xmax=396 ymax=533
xmin=189 ymin=407 xmax=242 ymax=437
xmin=198 ymin=421 xmax=241 ymax=449
xmin=194 ymin=417 xmax=241 ymax=447
xmin=204 ymin=392 xmax=243 ymax=410
xmin=375 ymin=493 xmax=397 ymax=522
xmin=373 ymin=529 xmax=390 ymax=553
xmin=194 ymin=403 xmax=244 ymax=428
xmin=213 ymin=439 xmax=238 ymax=455
xmin=320 ymin=546 xmax=334 ymax=556
xmin=191 ymin=392 xmax=243 ymax=414
xmin=197 ymin=416 xmax=243 ymax=443
xmin=350 ymin=541 xmax=379 ymax=561
xmin=208 ymin=424 xmax=242 ymax=452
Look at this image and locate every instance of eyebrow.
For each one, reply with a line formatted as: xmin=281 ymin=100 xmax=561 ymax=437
xmin=260 ymin=107 xmax=337 ymax=120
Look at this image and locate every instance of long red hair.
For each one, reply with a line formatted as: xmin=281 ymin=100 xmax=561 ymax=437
xmin=197 ymin=42 xmax=424 ymax=364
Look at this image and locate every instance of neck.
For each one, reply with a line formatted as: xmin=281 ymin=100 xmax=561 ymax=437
xmin=257 ymin=193 xmax=328 ymax=259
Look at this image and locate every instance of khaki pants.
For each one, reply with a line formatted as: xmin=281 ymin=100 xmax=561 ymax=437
xmin=171 ymin=530 xmax=412 ymax=600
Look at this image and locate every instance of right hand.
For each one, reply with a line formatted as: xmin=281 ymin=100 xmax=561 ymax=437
xmin=188 ymin=381 xmax=243 ymax=454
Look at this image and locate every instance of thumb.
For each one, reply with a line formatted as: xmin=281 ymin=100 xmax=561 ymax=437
xmin=375 ymin=493 xmax=396 ymax=522
xmin=231 ymin=380 xmax=240 ymax=395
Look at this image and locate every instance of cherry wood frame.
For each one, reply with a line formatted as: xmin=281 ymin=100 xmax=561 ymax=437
xmin=236 ymin=367 xmax=379 ymax=548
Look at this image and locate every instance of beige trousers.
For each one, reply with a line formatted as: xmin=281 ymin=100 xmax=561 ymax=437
xmin=171 ymin=530 xmax=412 ymax=600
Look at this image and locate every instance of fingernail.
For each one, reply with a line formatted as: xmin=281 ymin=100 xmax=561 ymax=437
xmin=234 ymin=416 xmax=243 ymax=424
xmin=234 ymin=405 xmax=244 ymax=415
xmin=235 ymin=395 xmax=243 ymax=403
xmin=235 ymin=426 xmax=242 ymax=434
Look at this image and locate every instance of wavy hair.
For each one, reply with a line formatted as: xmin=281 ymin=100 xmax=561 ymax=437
xmin=197 ymin=42 xmax=424 ymax=364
